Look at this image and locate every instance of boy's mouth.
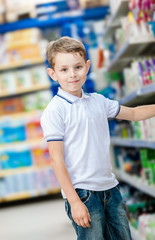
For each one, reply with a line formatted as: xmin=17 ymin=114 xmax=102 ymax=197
xmin=69 ymin=80 xmax=79 ymax=83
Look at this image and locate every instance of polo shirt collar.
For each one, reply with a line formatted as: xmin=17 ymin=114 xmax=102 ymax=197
xmin=57 ymin=87 xmax=90 ymax=104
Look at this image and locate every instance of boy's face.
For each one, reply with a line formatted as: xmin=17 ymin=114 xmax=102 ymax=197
xmin=47 ymin=52 xmax=90 ymax=97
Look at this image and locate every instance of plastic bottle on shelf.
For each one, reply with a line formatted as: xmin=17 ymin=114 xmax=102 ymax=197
xmin=144 ymin=60 xmax=153 ymax=85
xmin=151 ymin=58 xmax=155 ymax=82
xmin=138 ymin=61 xmax=145 ymax=86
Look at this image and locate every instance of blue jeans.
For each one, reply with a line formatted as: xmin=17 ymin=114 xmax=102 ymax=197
xmin=65 ymin=185 xmax=132 ymax=240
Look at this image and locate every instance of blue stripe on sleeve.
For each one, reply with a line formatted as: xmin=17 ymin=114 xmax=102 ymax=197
xmin=114 ymin=104 xmax=121 ymax=118
xmin=47 ymin=139 xmax=63 ymax=142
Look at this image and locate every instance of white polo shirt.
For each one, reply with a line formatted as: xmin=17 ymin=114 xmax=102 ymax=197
xmin=40 ymin=87 xmax=120 ymax=198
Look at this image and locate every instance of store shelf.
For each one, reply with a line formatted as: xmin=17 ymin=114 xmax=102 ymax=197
xmin=119 ymin=83 xmax=155 ymax=106
xmin=0 ymin=83 xmax=51 ymax=98
xmin=130 ymin=224 xmax=144 ymax=240
xmin=107 ymin=35 xmax=155 ymax=72
xmin=0 ymin=110 xmax=42 ymax=121
xmin=0 ymin=188 xmax=61 ymax=203
xmin=0 ymin=166 xmax=51 ymax=178
xmin=114 ymin=169 xmax=155 ymax=198
xmin=0 ymin=7 xmax=109 ymax=34
xmin=111 ymin=137 xmax=155 ymax=149
xmin=0 ymin=137 xmax=46 ymax=150
xmin=0 ymin=57 xmax=45 ymax=71
xmin=103 ymin=0 xmax=129 ymax=39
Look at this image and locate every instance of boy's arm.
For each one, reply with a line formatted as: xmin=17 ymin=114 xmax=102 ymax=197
xmin=116 ymin=104 xmax=155 ymax=121
xmin=47 ymin=141 xmax=91 ymax=228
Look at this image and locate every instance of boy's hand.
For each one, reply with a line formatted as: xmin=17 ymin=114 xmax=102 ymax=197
xmin=71 ymin=200 xmax=91 ymax=228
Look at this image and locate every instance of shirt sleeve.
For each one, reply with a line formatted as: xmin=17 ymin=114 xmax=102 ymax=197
xmin=40 ymin=108 xmax=64 ymax=142
xmin=93 ymin=93 xmax=120 ymax=119
xmin=103 ymin=97 xmax=120 ymax=118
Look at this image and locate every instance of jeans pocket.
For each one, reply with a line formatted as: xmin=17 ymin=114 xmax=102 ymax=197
xmin=75 ymin=189 xmax=91 ymax=204
xmin=115 ymin=184 xmax=121 ymax=193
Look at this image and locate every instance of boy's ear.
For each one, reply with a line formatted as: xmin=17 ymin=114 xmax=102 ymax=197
xmin=47 ymin=68 xmax=57 ymax=81
xmin=86 ymin=60 xmax=90 ymax=74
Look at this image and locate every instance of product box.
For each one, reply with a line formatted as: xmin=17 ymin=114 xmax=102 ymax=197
xmin=0 ymin=35 xmax=8 ymax=66
xmin=4 ymin=0 xmax=36 ymax=22
xmin=7 ymin=45 xmax=42 ymax=63
xmin=0 ymin=146 xmax=33 ymax=170
xmin=4 ymin=28 xmax=41 ymax=50
xmin=36 ymin=90 xmax=53 ymax=109
xmin=26 ymin=120 xmax=43 ymax=139
xmin=109 ymin=0 xmax=121 ymax=15
xmin=79 ymin=0 xmax=108 ymax=8
xmin=31 ymin=145 xmax=50 ymax=166
xmin=31 ymin=66 xmax=50 ymax=85
xmin=0 ymin=71 xmax=17 ymax=93
xmin=22 ymin=94 xmax=38 ymax=112
xmin=0 ymin=0 xmax=5 ymax=18
xmin=0 ymin=122 xmax=26 ymax=143
xmin=0 ymin=0 xmax=5 ymax=24
xmin=16 ymin=69 xmax=33 ymax=89
xmin=0 ymin=97 xmax=24 ymax=115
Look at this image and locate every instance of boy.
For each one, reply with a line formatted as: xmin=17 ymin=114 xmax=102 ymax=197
xmin=41 ymin=36 xmax=155 ymax=240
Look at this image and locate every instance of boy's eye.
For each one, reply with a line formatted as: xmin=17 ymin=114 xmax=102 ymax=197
xmin=61 ymin=68 xmax=67 ymax=72
xmin=76 ymin=66 xmax=82 ymax=69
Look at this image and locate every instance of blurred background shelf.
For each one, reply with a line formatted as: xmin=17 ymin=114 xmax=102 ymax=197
xmin=107 ymin=35 xmax=155 ymax=72
xmin=0 ymin=166 xmax=52 ymax=178
xmin=0 ymin=84 xmax=51 ymax=98
xmin=0 ymin=110 xmax=42 ymax=120
xmin=114 ymin=169 xmax=155 ymax=198
xmin=119 ymin=83 xmax=155 ymax=106
xmin=0 ymin=6 xmax=109 ymax=33
xmin=111 ymin=137 xmax=155 ymax=149
xmin=0 ymin=137 xmax=45 ymax=150
xmin=0 ymin=57 xmax=45 ymax=71
xmin=0 ymin=188 xmax=61 ymax=203
xmin=103 ymin=0 xmax=129 ymax=39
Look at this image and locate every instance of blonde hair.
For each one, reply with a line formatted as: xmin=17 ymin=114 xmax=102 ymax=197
xmin=46 ymin=36 xmax=87 ymax=69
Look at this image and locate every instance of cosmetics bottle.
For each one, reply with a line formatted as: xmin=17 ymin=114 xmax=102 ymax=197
xmin=144 ymin=60 xmax=153 ymax=85
xmin=138 ymin=61 xmax=145 ymax=86
xmin=151 ymin=59 xmax=155 ymax=82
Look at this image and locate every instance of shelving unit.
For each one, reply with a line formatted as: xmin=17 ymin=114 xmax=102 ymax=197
xmin=0 ymin=6 xmax=109 ymax=34
xmin=0 ymin=5 xmax=111 ymax=203
xmin=0 ymin=57 xmax=45 ymax=71
xmin=0 ymin=51 xmax=53 ymax=202
xmin=0 ymin=137 xmax=45 ymax=149
xmin=0 ymin=84 xmax=50 ymax=98
xmin=107 ymin=35 xmax=155 ymax=72
xmin=0 ymin=188 xmax=61 ymax=203
xmin=0 ymin=165 xmax=51 ymax=178
xmin=105 ymin=3 xmax=155 ymax=239
xmin=119 ymin=83 xmax=155 ymax=106
xmin=0 ymin=109 xmax=41 ymax=120
xmin=103 ymin=0 xmax=129 ymax=39
xmin=111 ymin=137 xmax=155 ymax=149
xmin=0 ymin=134 xmax=60 ymax=202
xmin=0 ymin=4 xmax=113 ymax=203
xmin=114 ymin=169 xmax=155 ymax=198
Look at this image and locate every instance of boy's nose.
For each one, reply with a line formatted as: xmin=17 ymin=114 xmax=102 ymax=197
xmin=70 ymin=69 xmax=76 ymax=77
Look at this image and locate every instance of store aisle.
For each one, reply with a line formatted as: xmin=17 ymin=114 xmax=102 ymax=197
xmin=0 ymin=198 xmax=76 ymax=240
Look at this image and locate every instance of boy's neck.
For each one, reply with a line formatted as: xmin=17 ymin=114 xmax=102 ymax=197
xmin=60 ymin=87 xmax=82 ymax=98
